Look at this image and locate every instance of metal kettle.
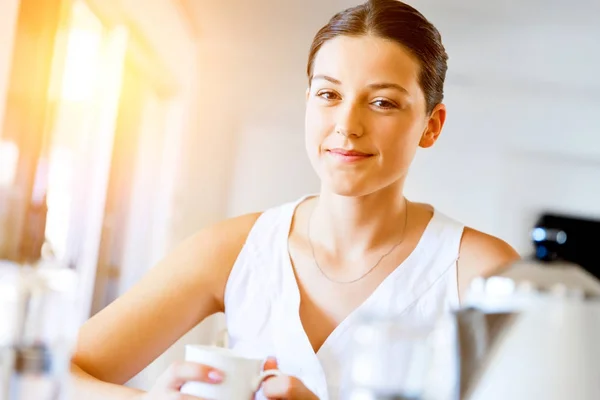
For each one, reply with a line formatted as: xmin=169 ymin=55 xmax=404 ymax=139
xmin=454 ymin=247 xmax=600 ymax=400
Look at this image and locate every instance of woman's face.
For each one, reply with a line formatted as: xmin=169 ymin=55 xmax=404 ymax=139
xmin=305 ymin=35 xmax=446 ymax=197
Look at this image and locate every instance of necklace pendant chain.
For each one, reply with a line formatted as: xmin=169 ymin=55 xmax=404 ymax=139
xmin=307 ymin=197 xmax=409 ymax=284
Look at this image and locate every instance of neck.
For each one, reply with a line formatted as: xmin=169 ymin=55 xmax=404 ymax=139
xmin=310 ymin=180 xmax=409 ymax=257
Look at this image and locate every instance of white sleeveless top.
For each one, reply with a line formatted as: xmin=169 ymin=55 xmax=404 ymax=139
xmin=224 ymin=196 xmax=464 ymax=400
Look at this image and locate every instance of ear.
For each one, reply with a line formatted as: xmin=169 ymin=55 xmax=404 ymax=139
xmin=419 ymin=103 xmax=446 ymax=149
xmin=305 ymin=87 xmax=310 ymax=102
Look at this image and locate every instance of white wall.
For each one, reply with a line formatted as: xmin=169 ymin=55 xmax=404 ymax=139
xmin=186 ymin=0 xmax=600 ymax=257
xmin=406 ymin=0 xmax=600 ymax=252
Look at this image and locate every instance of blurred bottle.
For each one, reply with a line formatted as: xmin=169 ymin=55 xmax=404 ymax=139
xmin=0 ymin=260 xmax=79 ymax=400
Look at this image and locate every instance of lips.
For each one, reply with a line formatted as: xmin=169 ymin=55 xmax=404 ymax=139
xmin=327 ymin=148 xmax=373 ymax=157
xmin=326 ymin=148 xmax=374 ymax=163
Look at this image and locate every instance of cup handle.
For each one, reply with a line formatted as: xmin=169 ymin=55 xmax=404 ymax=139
xmin=252 ymin=369 xmax=283 ymax=392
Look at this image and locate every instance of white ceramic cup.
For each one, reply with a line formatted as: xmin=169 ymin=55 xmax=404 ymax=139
xmin=180 ymin=345 xmax=282 ymax=399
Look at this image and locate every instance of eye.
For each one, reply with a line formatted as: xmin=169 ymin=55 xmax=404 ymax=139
xmin=372 ymin=99 xmax=398 ymax=109
xmin=316 ymin=90 xmax=341 ymax=101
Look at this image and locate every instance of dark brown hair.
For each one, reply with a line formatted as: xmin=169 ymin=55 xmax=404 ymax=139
xmin=307 ymin=0 xmax=448 ymax=114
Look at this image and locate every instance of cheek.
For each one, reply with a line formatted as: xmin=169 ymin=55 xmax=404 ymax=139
xmin=377 ymin=119 xmax=423 ymax=162
xmin=305 ymin=104 xmax=330 ymax=149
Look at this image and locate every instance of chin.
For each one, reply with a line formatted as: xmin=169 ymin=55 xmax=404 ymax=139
xmin=323 ymin=178 xmax=379 ymax=198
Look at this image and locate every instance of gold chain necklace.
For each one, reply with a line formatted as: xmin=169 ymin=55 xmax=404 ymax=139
xmin=307 ymin=198 xmax=409 ymax=284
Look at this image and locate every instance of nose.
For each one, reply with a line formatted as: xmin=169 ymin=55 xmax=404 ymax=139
xmin=334 ymin=101 xmax=364 ymax=138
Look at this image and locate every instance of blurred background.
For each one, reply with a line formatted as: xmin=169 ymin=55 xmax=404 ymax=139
xmin=0 ymin=0 xmax=598 ymax=391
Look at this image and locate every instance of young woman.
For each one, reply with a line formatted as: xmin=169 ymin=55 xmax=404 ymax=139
xmin=71 ymin=0 xmax=519 ymax=399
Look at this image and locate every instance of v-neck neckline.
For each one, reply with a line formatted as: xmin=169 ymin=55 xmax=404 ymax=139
xmin=280 ymin=195 xmax=439 ymax=357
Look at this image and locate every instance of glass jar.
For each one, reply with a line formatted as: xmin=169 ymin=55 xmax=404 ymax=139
xmin=341 ymin=315 xmax=436 ymax=400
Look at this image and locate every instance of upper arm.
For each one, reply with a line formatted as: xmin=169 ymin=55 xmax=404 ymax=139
xmin=457 ymin=227 xmax=521 ymax=301
xmin=72 ymin=212 xmax=262 ymax=384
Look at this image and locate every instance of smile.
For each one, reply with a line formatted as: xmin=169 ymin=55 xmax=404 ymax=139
xmin=326 ymin=148 xmax=374 ymax=163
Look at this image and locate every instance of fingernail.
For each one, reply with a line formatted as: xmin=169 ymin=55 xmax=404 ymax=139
xmin=208 ymin=370 xmax=223 ymax=383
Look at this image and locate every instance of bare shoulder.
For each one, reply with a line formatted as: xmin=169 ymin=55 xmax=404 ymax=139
xmin=166 ymin=212 xmax=263 ymax=306
xmin=141 ymin=211 xmax=263 ymax=308
xmin=457 ymin=227 xmax=521 ymax=300
xmin=73 ymin=212 xmax=262 ymax=384
xmin=206 ymin=212 xmax=264 ymax=244
xmin=186 ymin=212 xmax=263 ymax=276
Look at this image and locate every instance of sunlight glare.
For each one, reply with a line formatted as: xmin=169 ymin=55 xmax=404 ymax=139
xmin=59 ymin=2 xmax=104 ymax=102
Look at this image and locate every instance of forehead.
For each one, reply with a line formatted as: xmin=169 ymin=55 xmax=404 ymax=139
xmin=312 ymin=35 xmax=421 ymax=93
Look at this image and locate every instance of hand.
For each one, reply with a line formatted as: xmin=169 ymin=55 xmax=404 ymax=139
xmin=140 ymin=361 xmax=224 ymax=400
xmin=261 ymin=357 xmax=319 ymax=400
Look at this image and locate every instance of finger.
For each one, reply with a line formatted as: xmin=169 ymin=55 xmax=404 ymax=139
xmin=160 ymin=361 xmax=224 ymax=390
xmin=262 ymin=356 xmax=279 ymax=372
xmin=262 ymin=375 xmax=299 ymax=398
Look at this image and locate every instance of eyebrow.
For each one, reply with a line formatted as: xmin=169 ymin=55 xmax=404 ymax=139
xmin=311 ymin=74 xmax=409 ymax=94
